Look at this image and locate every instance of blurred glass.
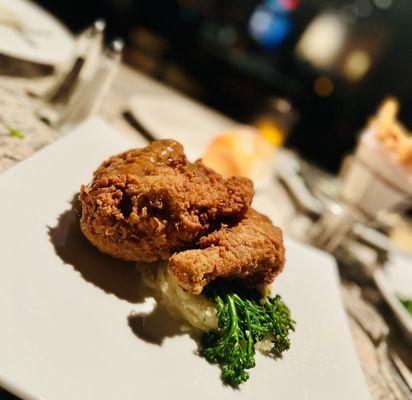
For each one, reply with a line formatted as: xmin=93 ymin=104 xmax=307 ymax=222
xmin=310 ymin=98 xmax=412 ymax=252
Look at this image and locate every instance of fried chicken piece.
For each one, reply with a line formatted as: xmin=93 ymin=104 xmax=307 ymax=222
xmin=168 ymin=209 xmax=285 ymax=294
xmin=79 ymin=140 xmax=253 ymax=262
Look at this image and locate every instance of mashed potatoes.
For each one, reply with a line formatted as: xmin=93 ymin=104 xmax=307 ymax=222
xmin=139 ymin=261 xmax=276 ymax=354
xmin=140 ymin=262 xmax=218 ymax=332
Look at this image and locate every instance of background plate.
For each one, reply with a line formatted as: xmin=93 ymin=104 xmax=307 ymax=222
xmin=0 ymin=0 xmax=73 ymax=67
xmin=0 ymin=117 xmax=370 ymax=400
xmin=128 ymin=94 xmax=234 ymax=160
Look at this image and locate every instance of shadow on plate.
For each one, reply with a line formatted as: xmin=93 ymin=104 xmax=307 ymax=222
xmin=128 ymin=304 xmax=183 ymax=345
xmin=48 ymin=194 xmax=182 ymax=344
xmin=48 ymin=194 xmax=149 ymax=303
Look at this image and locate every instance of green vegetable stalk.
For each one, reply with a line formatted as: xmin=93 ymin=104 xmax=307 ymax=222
xmin=399 ymin=296 xmax=412 ymax=317
xmin=201 ymin=283 xmax=295 ymax=386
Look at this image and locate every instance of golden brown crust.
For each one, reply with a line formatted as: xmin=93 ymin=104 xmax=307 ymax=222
xmin=168 ymin=209 xmax=285 ymax=294
xmin=79 ymin=140 xmax=253 ymax=262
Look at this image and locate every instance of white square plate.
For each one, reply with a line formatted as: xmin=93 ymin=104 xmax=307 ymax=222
xmin=0 ymin=117 xmax=370 ymax=400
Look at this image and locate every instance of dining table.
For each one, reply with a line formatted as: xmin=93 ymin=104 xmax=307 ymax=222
xmin=0 ymin=51 xmax=411 ymax=399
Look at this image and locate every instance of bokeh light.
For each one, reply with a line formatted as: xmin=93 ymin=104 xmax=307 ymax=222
xmin=314 ymin=76 xmax=334 ymax=97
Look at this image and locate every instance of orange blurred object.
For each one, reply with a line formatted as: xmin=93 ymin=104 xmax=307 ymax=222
xmin=202 ymin=126 xmax=275 ymax=181
xmin=370 ymin=97 xmax=412 ymax=168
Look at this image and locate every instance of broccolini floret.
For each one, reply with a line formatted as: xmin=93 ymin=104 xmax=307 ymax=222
xmin=201 ymin=283 xmax=295 ymax=386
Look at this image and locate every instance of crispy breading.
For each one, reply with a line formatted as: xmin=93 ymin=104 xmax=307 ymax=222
xmin=79 ymin=140 xmax=253 ymax=262
xmin=168 ymin=209 xmax=285 ymax=294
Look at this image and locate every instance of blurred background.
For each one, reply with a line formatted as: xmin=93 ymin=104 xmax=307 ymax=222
xmin=35 ymin=0 xmax=412 ymax=172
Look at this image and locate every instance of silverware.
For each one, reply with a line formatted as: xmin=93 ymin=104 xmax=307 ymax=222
xmin=122 ymin=111 xmax=156 ymax=142
xmin=276 ymin=152 xmax=325 ymax=217
xmin=342 ymin=285 xmax=412 ymax=399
